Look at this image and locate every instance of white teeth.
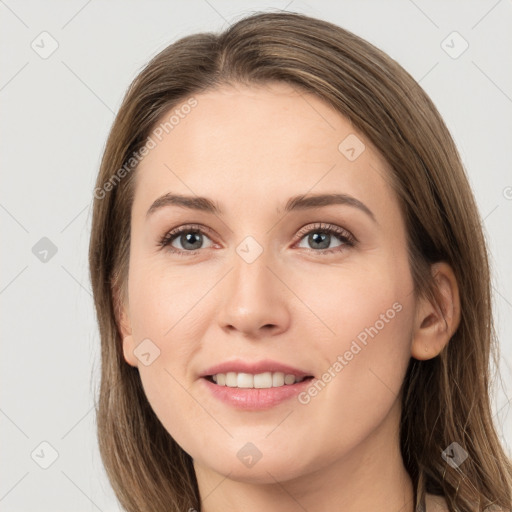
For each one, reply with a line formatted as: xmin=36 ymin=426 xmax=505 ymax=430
xmin=225 ymin=372 xmax=237 ymax=387
xmin=209 ymin=371 xmax=307 ymax=388
xmin=272 ymin=372 xmax=284 ymax=387
xmin=237 ymin=373 xmax=253 ymax=388
xmin=254 ymin=372 xmax=272 ymax=388
xmin=284 ymin=374 xmax=296 ymax=385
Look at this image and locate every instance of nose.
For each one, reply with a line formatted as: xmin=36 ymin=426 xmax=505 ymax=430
xmin=217 ymin=243 xmax=291 ymax=338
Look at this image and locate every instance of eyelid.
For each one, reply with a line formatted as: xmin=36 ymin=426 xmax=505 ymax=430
xmin=293 ymin=222 xmax=356 ymax=246
xmin=158 ymin=221 xmax=357 ymax=255
xmin=158 ymin=223 xmax=216 ymax=252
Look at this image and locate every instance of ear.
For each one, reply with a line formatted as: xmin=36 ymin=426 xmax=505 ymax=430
xmin=411 ymin=262 xmax=461 ymax=360
xmin=112 ymin=281 xmax=138 ymax=368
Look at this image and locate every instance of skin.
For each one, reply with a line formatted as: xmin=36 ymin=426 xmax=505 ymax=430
xmin=118 ymin=82 xmax=459 ymax=512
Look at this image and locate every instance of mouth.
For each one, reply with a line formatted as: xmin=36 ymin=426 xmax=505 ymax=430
xmin=204 ymin=372 xmax=314 ymax=388
xmin=199 ymin=360 xmax=316 ymax=409
xmin=201 ymin=372 xmax=315 ymax=410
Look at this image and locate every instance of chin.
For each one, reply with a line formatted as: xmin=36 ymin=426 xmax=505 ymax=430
xmin=195 ymin=449 xmax=312 ymax=484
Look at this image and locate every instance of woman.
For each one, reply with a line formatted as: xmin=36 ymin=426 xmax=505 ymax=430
xmin=89 ymin=11 xmax=512 ymax=512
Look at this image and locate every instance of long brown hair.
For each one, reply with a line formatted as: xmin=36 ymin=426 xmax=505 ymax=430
xmin=89 ymin=11 xmax=512 ymax=512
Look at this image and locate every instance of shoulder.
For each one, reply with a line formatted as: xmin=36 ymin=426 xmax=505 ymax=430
xmin=425 ymin=493 xmax=449 ymax=512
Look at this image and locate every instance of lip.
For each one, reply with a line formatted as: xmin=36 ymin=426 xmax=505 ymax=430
xmin=200 ymin=359 xmax=313 ymax=379
xmin=200 ymin=376 xmax=314 ymax=410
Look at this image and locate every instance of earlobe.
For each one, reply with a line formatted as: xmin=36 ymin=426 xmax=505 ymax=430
xmin=117 ymin=302 xmax=132 ymax=340
xmin=118 ymin=308 xmax=138 ymax=367
xmin=111 ymin=281 xmax=138 ymax=367
xmin=411 ymin=262 xmax=461 ymax=361
xmin=122 ymin=334 xmax=139 ymax=367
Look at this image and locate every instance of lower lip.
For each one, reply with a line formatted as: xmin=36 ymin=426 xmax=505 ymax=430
xmin=201 ymin=377 xmax=314 ymax=410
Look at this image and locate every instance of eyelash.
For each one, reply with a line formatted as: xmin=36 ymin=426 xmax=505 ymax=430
xmin=158 ymin=222 xmax=357 ymax=256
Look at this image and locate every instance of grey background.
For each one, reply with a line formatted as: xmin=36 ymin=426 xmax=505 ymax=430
xmin=1 ymin=1 xmax=511 ymax=510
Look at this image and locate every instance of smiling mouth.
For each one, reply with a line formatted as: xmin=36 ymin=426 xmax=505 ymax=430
xmin=204 ymin=371 xmax=314 ymax=389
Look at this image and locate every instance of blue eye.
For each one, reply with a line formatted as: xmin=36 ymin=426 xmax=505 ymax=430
xmin=294 ymin=222 xmax=356 ymax=254
xmin=159 ymin=224 xmax=214 ymax=255
xmin=158 ymin=222 xmax=356 ymax=256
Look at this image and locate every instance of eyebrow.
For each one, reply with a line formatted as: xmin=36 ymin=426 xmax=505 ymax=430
xmin=146 ymin=192 xmax=376 ymax=222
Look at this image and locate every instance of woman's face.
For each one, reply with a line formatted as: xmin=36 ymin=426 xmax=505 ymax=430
xmin=121 ymin=82 xmax=417 ymax=483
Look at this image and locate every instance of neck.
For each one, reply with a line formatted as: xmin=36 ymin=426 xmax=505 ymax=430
xmin=194 ymin=399 xmax=414 ymax=512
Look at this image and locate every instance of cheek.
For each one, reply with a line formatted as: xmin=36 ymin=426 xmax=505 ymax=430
xmin=124 ymin=244 xmax=417 ymax=476
xmin=128 ymin=258 xmax=206 ymax=342
xmin=295 ymin=263 xmax=415 ymax=439
xmin=126 ymin=260 xmax=214 ymax=443
xmin=296 ymin=255 xmax=413 ymax=350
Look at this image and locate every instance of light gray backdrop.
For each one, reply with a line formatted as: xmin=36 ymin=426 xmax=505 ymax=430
xmin=1 ymin=1 xmax=511 ymax=510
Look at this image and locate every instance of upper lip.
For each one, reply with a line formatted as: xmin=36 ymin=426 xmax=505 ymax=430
xmin=200 ymin=359 xmax=313 ymax=378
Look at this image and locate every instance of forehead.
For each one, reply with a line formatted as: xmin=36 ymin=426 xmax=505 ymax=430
xmin=132 ymin=82 xmax=396 ymax=220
